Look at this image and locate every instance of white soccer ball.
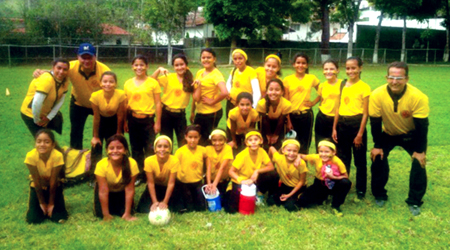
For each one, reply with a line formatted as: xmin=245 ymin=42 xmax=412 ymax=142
xmin=148 ymin=208 xmax=171 ymax=226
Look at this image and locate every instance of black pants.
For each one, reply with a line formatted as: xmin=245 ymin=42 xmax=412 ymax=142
xmin=271 ymin=182 xmax=306 ymax=212
xmin=290 ymin=110 xmax=314 ymax=154
xmin=314 ymin=110 xmax=335 ymax=152
xmin=194 ymin=109 xmax=223 ymax=146
xmin=261 ymin=118 xmax=285 ymax=150
xmin=70 ymin=97 xmax=93 ymax=150
xmin=21 ymin=112 xmax=64 ymax=138
xmin=160 ymin=108 xmax=187 ymax=148
xmin=371 ymin=132 xmax=427 ymax=206
xmin=127 ymin=112 xmax=154 ymax=179
xmin=136 ymin=184 xmax=178 ymax=213
xmin=297 ymin=177 xmax=352 ymax=209
xmin=90 ymin=115 xmax=117 ymax=177
xmin=26 ymin=185 xmax=68 ymax=224
xmin=225 ymin=170 xmax=278 ymax=214
xmin=336 ymin=115 xmax=367 ymax=196
xmin=93 ymin=184 xmax=133 ymax=218
xmin=173 ymin=180 xmax=205 ymax=212
xmin=225 ymin=100 xmax=235 ymax=119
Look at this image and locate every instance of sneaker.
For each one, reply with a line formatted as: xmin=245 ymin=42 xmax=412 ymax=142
xmin=255 ymin=192 xmax=265 ymax=206
xmin=332 ymin=207 xmax=343 ymax=217
xmin=409 ymin=205 xmax=421 ymax=216
xmin=58 ymin=219 xmax=66 ymax=224
xmin=135 ymin=179 xmax=143 ymax=187
xmin=375 ymin=199 xmax=386 ymax=207
xmin=88 ymin=180 xmax=96 ymax=188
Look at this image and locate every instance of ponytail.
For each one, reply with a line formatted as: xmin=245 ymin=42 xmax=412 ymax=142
xmin=172 ymin=53 xmax=194 ymax=93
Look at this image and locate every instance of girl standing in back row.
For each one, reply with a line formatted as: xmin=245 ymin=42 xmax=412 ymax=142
xmin=332 ymin=57 xmax=370 ymax=202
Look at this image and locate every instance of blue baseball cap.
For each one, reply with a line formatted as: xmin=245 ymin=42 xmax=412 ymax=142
xmin=78 ymin=43 xmax=96 ymax=56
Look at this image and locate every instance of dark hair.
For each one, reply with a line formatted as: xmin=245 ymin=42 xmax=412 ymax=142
xmin=52 ymin=58 xmax=70 ymax=68
xmin=292 ymin=52 xmax=310 ymax=74
xmin=346 ymin=57 xmax=363 ymax=77
xmin=200 ymin=48 xmax=217 ymax=68
xmin=264 ymin=79 xmax=285 ymax=114
xmin=236 ymin=91 xmax=253 ymax=105
xmin=35 ymin=129 xmax=56 ymax=143
xmin=131 ymin=54 xmax=148 ymax=65
xmin=387 ymin=61 xmax=409 ymax=76
xmin=185 ymin=124 xmax=202 ymax=136
xmin=265 ymin=56 xmax=282 ymax=76
xmin=323 ymin=59 xmax=339 ymax=70
xmin=172 ymin=53 xmax=194 ymax=92
xmin=101 ymin=71 xmax=117 ymax=83
xmin=105 ymin=134 xmax=132 ymax=185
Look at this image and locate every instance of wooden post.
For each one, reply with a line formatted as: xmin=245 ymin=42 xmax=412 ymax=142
xmin=53 ymin=45 xmax=56 ymax=60
xmin=383 ymin=49 xmax=386 ymax=64
xmin=8 ymin=45 xmax=11 ymax=68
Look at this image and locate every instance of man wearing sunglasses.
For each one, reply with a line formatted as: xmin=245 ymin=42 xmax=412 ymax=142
xmin=368 ymin=61 xmax=429 ymax=216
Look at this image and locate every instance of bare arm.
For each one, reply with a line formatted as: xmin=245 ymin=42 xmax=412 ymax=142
xmin=354 ymin=96 xmax=369 ymax=148
xmin=91 ymin=103 xmax=102 ymax=147
xmin=122 ymin=175 xmax=137 ymax=221
xmin=96 ymin=175 xmax=112 ymax=221
xmin=154 ymin=93 xmax=162 ymax=134
xmin=162 ymin=172 xmax=176 ymax=205
xmin=281 ymin=172 xmax=306 ymax=201
xmin=116 ymin=100 xmax=126 ymax=134
xmin=47 ymin=165 xmax=63 ymax=217
xmin=26 ymin=164 xmax=47 ymax=214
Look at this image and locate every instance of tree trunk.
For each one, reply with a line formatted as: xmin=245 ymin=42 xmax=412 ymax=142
xmin=401 ymin=16 xmax=407 ymax=62
xmin=167 ymin=32 xmax=172 ymax=65
xmin=347 ymin=21 xmax=354 ymax=58
xmin=229 ymin=37 xmax=237 ymax=65
xmin=373 ymin=11 xmax=383 ymax=64
xmin=444 ymin=0 xmax=450 ymax=62
xmin=320 ymin=0 xmax=331 ymax=62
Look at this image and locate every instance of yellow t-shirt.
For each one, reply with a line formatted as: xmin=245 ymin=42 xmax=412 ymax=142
xmin=24 ymin=148 xmax=64 ymax=188
xmin=283 ymin=74 xmax=320 ymax=111
xmin=158 ymin=73 xmax=190 ymax=109
xmin=195 ymin=68 xmax=225 ymax=114
xmin=302 ymin=154 xmax=346 ymax=180
xmin=318 ymin=79 xmax=342 ymax=116
xmin=272 ymin=152 xmax=308 ymax=187
xmin=229 ymin=66 xmax=257 ymax=104
xmin=90 ymin=89 xmax=126 ymax=117
xmin=175 ymin=145 xmax=207 ymax=183
xmin=369 ymin=84 xmax=429 ymax=136
xmin=21 ymin=73 xmax=69 ymax=118
xmin=94 ymin=157 xmax=139 ymax=192
xmin=68 ymin=60 xmax=111 ymax=108
xmin=255 ymin=67 xmax=281 ymax=95
xmin=227 ymin=107 xmax=259 ymax=135
xmin=256 ymin=97 xmax=292 ymax=119
xmin=144 ymin=155 xmax=179 ymax=186
xmin=124 ymin=77 xmax=161 ymax=115
xmin=232 ymin=148 xmax=271 ymax=184
xmin=339 ymin=80 xmax=371 ymax=116
xmin=206 ymin=144 xmax=234 ymax=180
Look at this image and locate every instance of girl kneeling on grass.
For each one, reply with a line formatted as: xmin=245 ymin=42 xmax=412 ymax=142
xmin=174 ymin=125 xmax=207 ymax=212
xmin=256 ymin=79 xmax=292 ymax=149
xmin=94 ymin=135 xmax=139 ymax=221
xmin=226 ymin=131 xmax=277 ymax=213
xmin=227 ymin=92 xmax=259 ymax=154
xmin=205 ymin=129 xmax=234 ymax=201
xmin=25 ymin=129 xmax=68 ymax=224
xmin=90 ymin=71 xmax=126 ymax=180
xmin=268 ymin=139 xmax=308 ymax=212
xmin=297 ymin=140 xmax=351 ymax=217
xmin=136 ymin=136 xmax=179 ymax=213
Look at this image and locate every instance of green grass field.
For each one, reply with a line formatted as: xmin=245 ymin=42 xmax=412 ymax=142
xmin=1 ymin=63 xmax=449 ymax=249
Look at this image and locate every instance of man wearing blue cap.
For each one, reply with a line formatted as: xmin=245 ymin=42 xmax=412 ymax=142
xmin=33 ymin=43 xmax=111 ymax=149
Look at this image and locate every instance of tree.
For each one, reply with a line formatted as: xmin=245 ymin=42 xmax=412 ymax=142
xmin=443 ymin=1 xmax=450 ymax=62
xmin=142 ymin=0 xmax=196 ymax=64
xmin=333 ymin=0 xmax=362 ymax=58
xmin=204 ymin=0 xmax=295 ymax=48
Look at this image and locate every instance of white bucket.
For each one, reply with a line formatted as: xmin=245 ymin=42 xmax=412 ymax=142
xmin=240 ymin=184 xmax=257 ymax=196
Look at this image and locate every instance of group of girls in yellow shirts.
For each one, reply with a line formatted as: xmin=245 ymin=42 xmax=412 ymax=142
xmin=24 ymin=48 xmax=372 ymax=223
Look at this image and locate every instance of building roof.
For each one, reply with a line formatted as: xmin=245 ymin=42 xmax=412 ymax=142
xmin=101 ymin=24 xmax=130 ymax=35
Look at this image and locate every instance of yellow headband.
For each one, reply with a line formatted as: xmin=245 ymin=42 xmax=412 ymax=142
xmin=265 ymin=54 xmax=281 ymax=65
xmin=245 ymin=131 xmax=262 ymax=141
xmin=209 ymin=129 xmax=227 ymax=140
xmin=232 ymin=49 xmax=248 ymax=61
xmin=282 ymin=139 xmax=300 ymax=150
xmin=318 ymin=140 xmax=336 ymax=151
xmin=154 ymin=135 xmax=173 ymax=150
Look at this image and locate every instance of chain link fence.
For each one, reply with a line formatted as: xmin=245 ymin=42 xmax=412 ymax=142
xmin=0 ymin=44 xmax=447 ymax=66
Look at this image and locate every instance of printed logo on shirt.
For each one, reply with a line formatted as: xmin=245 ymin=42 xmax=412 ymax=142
xmin=235 ymin=81 xmax=240 ymax=88
xmin=401 ymin=110 xmax=411 ymax=118
xmin=191 ymin=162 xmax=198 ymax=170
xmin=344 ymin=96 xmax=350 ymax=105
xmin=133 ymin=94 xmax=141 ymax=102
xmin=297 ymin=86 xmax=304 ymax=92
xmin=175 ymin=89 xmax=182 ymax=97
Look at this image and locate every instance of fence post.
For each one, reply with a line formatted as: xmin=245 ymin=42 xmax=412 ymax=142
xmin=405 ymin=49 xmax=407 ymax=64
xmin=289 ymin=48 xmax=292 ymax=61
xmin=338 ymin=49 xmax=342 ymax=63
xmin=25 ymin=46 xmax=28 ymax=64
xmin=8 ymin=45 xmax=11 ymax=68
xmin=53 ymin=45 xmax=56 ymax=60
xmin=383 ymin=49 xmax=386 ymax=64
xmin=434 ymin=49 xmax=437 ymax=64
xmin=134 ymin=46 xmax=137 ymax=57
xmin=262 ymin=48 xmax=264 ymax=64
xmin=314 ymin=48 xmax=317 ymax=65
xmin=361 ymin=48 xmax=365 ymax=60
